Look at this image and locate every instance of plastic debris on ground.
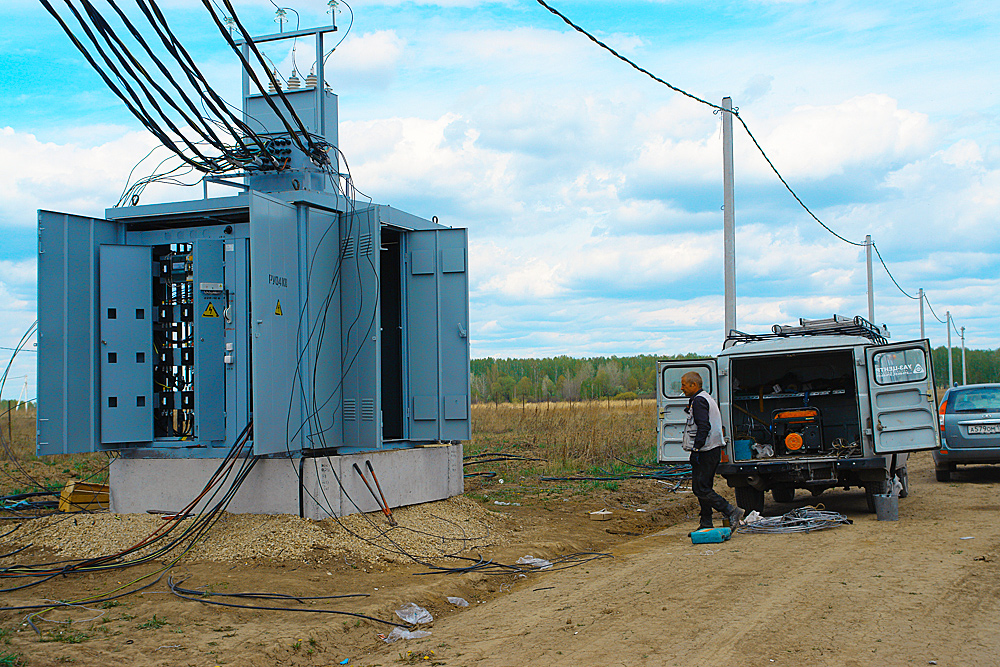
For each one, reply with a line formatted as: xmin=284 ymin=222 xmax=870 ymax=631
xmin=446 ymin=596 xmax=469 ymax=607
xmin=382 ymin=628 xmax=432 ymax=643
xmin=516 ymin=555 xmax=553 ymax=570
xmin=737 ymin=506 xmax=852 ymax=534
xmin=395 ymin=602 xmax=433 ymax=624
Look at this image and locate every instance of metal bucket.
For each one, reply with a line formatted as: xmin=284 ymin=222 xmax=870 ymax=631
xmin=873 ymin=493 xmax=899 ymax=521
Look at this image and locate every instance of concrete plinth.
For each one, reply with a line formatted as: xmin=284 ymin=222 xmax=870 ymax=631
xmin=109 ymin=444 xmax=464 ymax=519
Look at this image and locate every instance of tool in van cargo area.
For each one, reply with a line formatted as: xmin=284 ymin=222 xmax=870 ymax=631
xmin=772 ymin=406 xmax=822 ymax=455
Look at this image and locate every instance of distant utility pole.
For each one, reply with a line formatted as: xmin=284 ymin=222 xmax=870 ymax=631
xmin=946 ymin=311 xmax=953 ymax=387
xmin=918 ymin=288 xmax=925 ymax=339
xmin=866 ymin=235 xmax=875 ymax=324
xmin=722 ymin=96 xmax=736 ymax=338
xmin=961 ymin=326 xmax=967 ymax=385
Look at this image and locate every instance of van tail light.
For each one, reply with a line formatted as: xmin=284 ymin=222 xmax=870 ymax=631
xmin=938 ymin=398 xmax=948 ymax=431
xmin=721 ymin=450 xmax=729 ymax=463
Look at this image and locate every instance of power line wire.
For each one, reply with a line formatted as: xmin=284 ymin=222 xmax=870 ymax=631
xmin=871 ymin=243 xmax=918 ymax=299
xmin=534 ymin=0 xmax=963 ymax=331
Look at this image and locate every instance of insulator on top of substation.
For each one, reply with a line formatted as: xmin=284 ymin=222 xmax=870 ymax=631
xmin=305 ymin=68 xmax=317 ymax=88
xmin=288 ymin=72 xmax=300 ymax=90
xmin=268 ymin=69 xmax=282 ymax=93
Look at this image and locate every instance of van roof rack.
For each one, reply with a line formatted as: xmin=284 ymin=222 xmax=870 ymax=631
xmin=724 ymin=314 xmax=888 ymax=348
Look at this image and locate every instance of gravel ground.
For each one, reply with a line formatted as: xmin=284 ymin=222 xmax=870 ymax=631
xmin=4 ymin=495 xmax=512 ymax=565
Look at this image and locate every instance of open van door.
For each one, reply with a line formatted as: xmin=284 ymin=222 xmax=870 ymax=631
xmin=656 ymin=359 xmax=717 ymax=462
xmin=865 ymin=340 xmax=940 ymax=454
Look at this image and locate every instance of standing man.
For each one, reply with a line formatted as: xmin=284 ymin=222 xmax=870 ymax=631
xmin=681 ymin=371 xmax=744 ymax=532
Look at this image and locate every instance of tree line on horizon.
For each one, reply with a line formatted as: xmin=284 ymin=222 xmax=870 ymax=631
xmin=472 ymin=346 xmax=1000 ymax=404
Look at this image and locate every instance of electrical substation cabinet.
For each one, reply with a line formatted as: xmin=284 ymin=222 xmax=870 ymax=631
xmin=655 ymin=315 xmax=941 ymax=513
xmin=36 ymin=191 xmax=471 ymax=458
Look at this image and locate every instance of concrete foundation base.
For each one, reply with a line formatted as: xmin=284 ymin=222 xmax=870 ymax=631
xmin=109 ymin=444 xmax=464 ymax=519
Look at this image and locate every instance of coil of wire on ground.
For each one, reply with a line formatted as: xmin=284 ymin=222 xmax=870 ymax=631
xmin=738 ymin=506 xmax=852 ymax=534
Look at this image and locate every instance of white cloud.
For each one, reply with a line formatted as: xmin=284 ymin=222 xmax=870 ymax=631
xmin=326 ymin=31 xmax=407 ymax=88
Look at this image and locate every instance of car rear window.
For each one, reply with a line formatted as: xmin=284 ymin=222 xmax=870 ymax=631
xmin=947 ymin=387 xmax=1000 ymax=413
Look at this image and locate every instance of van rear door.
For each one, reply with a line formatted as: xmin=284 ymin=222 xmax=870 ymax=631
xmin=656 ymin=359 xmax=717 ymax=462
xmin=865 ymin=340 xmax=941 ymax=454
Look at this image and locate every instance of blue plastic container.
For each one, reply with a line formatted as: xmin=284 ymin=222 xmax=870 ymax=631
xmin=734 ymin=439 xmax=753 ymax=461
xmin=690 ymin=526 xmax=732 ymax=544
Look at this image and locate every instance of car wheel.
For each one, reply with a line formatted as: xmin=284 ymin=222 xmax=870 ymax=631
xmin=897 ymin=467 xmax=909 ymax=498
xmin=771 ymin=486 xmax=795 ymax=503
xmin=735 ymin=486 xmax=765 ymax=514
xmin=935 ymin=467 xmax=951 ymax=482
xmin=865 ymin=480 xmax=888 ymax=513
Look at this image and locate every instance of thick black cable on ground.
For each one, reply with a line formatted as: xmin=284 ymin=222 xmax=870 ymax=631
xmin=168 ymin=575 xmax=407 ymax=627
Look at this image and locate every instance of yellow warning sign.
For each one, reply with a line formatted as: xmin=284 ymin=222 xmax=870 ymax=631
xmin=274 ymin=300 xmax=283 ymax=316
xmin=202 ymin=303 xmax=219 ymax=318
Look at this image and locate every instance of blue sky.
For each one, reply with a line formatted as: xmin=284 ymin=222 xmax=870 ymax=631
xmin=1 ymin=0 xmax=998 ymax=398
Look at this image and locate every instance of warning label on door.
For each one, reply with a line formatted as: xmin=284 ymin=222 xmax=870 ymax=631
xmin=274 ymin=300 xmax=283 ymax=316
xmin=202 ymin=303 xmax=219 ymax=318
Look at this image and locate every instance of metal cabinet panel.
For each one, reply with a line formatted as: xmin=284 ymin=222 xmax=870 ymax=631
xmin=249 ymin=194 xmax=302 ymax=455
xmin=405 ymin=228 xmax=471 ymax=442
xmin=99 ymin=245 xmax=153 ymax=444
xmin=193 ymin=240 xmax=226 ymax=444
xmin=36 ymin=211 xmax=121 ymax=455
xmin=340 ymin=207 xmax=380 ymax=449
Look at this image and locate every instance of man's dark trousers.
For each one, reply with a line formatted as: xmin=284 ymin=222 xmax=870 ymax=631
xmin=690 ymin=447 xmax=732 ymax=528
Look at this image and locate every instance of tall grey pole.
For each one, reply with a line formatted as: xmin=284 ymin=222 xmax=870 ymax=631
xmin=722 ymin=97 xmax=736 ymax=338
xmin=918 ymin=288 xmax=925 ymax=339
xmin=865 ymin=235 xmax=875 ymax=324
xmin=961 ymin=326 xmax=966 ymax=385
xmin=946 ymin=311 xmax=953 ymax=387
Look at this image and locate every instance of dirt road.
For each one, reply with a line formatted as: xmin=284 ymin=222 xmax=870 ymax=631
xmin=4 ymin=451 xmax=999 ymax=666
xmin=368 ymin=451 xmax=1000 ymax=667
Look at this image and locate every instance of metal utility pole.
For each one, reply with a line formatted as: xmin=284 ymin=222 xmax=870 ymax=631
xmin=961 ymin=326 xmax=967 ymax=385
xmin=946 ymin=311 xmax=953 ymax=387
xmin=918 ymin=288 xmax=925 ymax=339
xmin=722 ymin=97 xmax=736 ymax=338
xmin=866 ymin=235 xmax=875 ymax=324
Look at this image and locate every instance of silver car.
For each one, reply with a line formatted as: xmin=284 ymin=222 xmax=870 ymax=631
xmin=934 ymin=384 xmax=1000 ymax=482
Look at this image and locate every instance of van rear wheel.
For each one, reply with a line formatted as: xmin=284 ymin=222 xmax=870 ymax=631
xmin=864 ymin=480 xmax=888 ymax=513
xmin=772 ymin=486 xmax=795 ymax=503
xmin=735 ymin=486 xmax=765 ymax=514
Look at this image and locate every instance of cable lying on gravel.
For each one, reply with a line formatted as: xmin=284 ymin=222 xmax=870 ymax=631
xmin=738 ymin=507 xmax=853 ymax=534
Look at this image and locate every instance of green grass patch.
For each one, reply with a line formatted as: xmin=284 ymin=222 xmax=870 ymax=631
xmin=136 ymin=615 xmax=168 ymax=630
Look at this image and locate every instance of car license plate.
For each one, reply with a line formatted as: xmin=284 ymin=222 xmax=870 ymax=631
xmin=968 ymin=424 xmax=1000 ymax=435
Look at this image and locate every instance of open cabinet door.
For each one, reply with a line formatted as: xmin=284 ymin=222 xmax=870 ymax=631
xmin=656 ymin=359 xmax=717 ymax=462
xmin=405 ymin=227 xmax=470 ymax=443
xmin=37 ymin=211 xmax=122 ymax=455
xmin=866 ymin=340 xmax=940 ymax=454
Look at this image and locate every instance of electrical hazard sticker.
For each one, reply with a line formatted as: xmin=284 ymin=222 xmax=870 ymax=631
xmin=202 ymin=303 xmax=219 ymax=318
xmin=274 ymin=300 xmax=283 ymax=316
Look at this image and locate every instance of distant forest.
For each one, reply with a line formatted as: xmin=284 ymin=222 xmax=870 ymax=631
xmin=472 ymin=346 xmax=1000 ymax=403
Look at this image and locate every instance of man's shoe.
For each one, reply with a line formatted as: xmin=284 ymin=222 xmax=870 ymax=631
xmin=727 ymin=507 xmax=745 ymax=535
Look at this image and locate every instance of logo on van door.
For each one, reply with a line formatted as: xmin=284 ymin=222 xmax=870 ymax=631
xmin=872 ymin=349 xmax=927 ymax=384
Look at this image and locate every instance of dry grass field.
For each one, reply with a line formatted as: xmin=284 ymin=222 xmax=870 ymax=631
xmin=467 ymin=399 xmax=658 ymax=483
xmin=0 ymin=406 xmax=110 ymax=499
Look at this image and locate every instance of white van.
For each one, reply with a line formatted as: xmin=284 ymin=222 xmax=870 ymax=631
xmin=656 ymin=316 xmax=940 ymax=513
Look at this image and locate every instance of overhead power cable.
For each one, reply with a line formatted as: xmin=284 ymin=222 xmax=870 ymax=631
xmin=534 ymin=0 xmax=865 ymax=247
xmin=534 ymin=0 xmax=962 ymax=329
xmin=871 ymin=243 xmax=918 ymax=300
